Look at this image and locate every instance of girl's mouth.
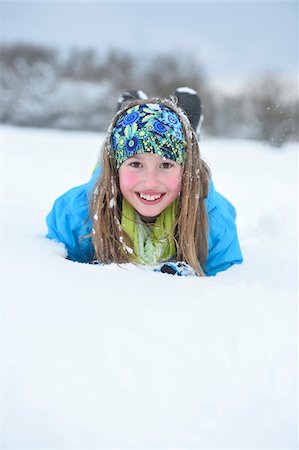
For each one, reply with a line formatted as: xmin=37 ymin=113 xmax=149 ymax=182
xmin=136 ymin=192 xmax=166 ymax=205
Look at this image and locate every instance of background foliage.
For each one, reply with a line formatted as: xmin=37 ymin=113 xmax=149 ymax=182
xmin=1 ymin=43 xmax=297 ymax=146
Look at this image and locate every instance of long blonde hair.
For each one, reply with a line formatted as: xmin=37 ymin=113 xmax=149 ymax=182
xmin=90 ymin=97 xmax=211 ymax=276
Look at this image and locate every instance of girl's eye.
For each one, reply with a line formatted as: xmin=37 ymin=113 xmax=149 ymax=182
xmin=129 ymin=161 xmax=142 ymax=168
xmin=160 ymin=162 xmax=173 ymax=169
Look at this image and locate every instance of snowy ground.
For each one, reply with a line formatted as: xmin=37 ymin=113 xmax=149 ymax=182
xmin=2 ymin=125 xmax=298 ymax=448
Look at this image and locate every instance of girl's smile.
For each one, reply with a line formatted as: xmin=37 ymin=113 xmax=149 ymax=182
xmin=119 ymin=153 xmax=182 ymax=218
xmin=136 ymin=192 xmax=166 ymax=204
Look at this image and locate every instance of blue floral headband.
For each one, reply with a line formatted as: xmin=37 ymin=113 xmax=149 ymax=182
xmin=111 ymin=103 xmax=187 ymax=169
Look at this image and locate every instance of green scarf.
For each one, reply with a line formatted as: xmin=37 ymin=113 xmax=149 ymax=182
xmin=121 ymin=197 xmax=177 ymax=266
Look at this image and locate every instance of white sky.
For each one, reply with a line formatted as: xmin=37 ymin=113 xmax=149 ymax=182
xmin=1 ymin=1 xmax=298 ymax=90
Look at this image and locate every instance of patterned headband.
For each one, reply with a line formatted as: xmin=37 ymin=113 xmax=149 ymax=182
xmin=111 ymin=103 xmax=187 ymax=169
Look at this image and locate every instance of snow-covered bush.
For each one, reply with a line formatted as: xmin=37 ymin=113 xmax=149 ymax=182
xmin=1 ymin=43 xmax=297 ymax=146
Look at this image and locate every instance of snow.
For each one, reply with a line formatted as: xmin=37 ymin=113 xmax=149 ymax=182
xmin=137 ymin=89 xmax=148 ymax=100
xmin=176 ymin=86 xmax=198 ymax=95
xmin=2 ymin=125 xmax=297 ymax=448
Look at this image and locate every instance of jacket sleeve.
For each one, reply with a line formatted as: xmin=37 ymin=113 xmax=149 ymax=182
xmin=204 ymin=182 xmax=243 ymax=276
xmin=46 ymin=166 xmax=101 ymax=262
xmin=46 ymin=186 xmax=94 ymax=262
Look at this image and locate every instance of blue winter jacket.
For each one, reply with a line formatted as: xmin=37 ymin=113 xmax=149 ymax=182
xmin=46 ymin=165 xmax=243 ymax=276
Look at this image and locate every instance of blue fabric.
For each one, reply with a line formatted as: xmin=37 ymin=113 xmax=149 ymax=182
xmin=46 ymin=165 xmax=243 ymax=275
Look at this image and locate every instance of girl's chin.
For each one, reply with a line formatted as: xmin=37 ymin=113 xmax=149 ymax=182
xmin=134 ymin=205 xmax=165 ymax=219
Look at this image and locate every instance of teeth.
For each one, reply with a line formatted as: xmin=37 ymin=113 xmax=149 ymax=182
xmin=140 ymin=193 xmax=162 ymax=201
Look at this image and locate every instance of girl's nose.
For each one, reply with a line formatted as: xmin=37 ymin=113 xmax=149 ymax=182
xmin=143 ymin=169 xmax=160 ymax=188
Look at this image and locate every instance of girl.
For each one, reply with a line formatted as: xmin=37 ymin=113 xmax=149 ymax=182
xmin=46 ymin=97 xmax=243 ymax=276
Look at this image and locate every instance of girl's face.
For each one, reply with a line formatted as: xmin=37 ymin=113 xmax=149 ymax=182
xmin=119 ymin=153 xmax=183 ymax=218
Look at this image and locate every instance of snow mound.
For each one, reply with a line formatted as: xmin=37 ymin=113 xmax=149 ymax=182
xmin=2 ymin=126 xmax=297 ymax=447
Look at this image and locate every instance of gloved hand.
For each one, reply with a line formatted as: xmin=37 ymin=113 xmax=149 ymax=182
xmin=153 ymin=261 xmax=196 ymax=277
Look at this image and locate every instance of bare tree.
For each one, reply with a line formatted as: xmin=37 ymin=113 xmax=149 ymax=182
xmin=244 ymin=75 xmax=298 ymax=146
xmin=1 ymin=43 xmax=297 ymax=145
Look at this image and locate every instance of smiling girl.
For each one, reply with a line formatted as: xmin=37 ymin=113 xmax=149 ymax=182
xmin=46 ymin=97 xmax=243 ymax=276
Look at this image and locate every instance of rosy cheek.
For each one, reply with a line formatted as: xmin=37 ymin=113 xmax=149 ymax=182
xmin=120 ymin=172 xmax=137 ymax=188
xmin=167 ymin=174 xmax=182 ymax=193
xmin=119 ymin=170 xmax=140 ymax=198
